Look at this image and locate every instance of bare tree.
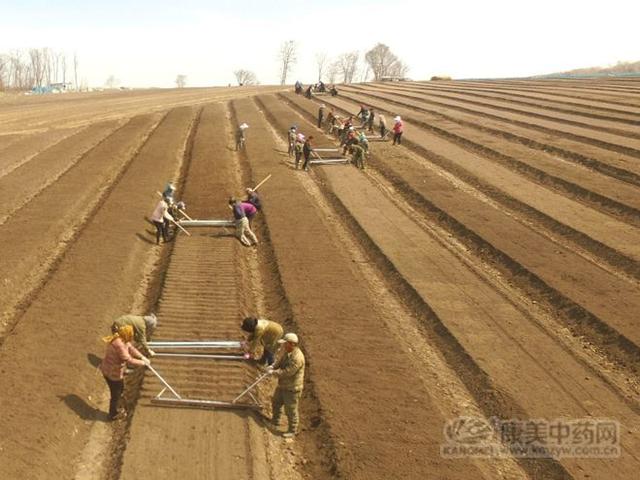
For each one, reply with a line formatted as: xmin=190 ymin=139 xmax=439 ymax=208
xmin=60 ymin=54 xmax=67 ymax=84
xmin=364 ymin=43 xmax=408 ymax=80
xmin=328 ymin=61 xmax=339 ymax=84
xmin=73 ymin=52 xmax=79 ymax=91
xmin=0 ymin=55 xmax=7 ymax=90
xmin=105 ymin=75 xmax=118 ymax=89
xmin=278 ymin=40 xmax=297 ymax=85
xmin=315 ymin=52 xmax=328 ymax=82
xmin=175 ymin=74 xmax=187 ymax=88
xmin=336 ymin=51 xmax=359 ymax=84
xmin=233 ymin=69 xmax=258 ymax=85
xmin=29 ymin=48 xmax=45 ymax=87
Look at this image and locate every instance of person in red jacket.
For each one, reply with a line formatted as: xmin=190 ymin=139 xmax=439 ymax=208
xmin=392 ymin=116 xmax=404 ymax=145
xmin=100 ymin=324 xmax=149 ymax=420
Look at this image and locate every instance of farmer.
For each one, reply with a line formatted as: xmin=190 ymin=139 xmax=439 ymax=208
xmin=162 ymin=182 xmax=176 ymax=202
xmin=302 ymin=135 xmax=314 ymax=171
xmin=246 ymin=188 xmax=262 ymax=211
xmin=267 ymin=333 xmax=305 ymax=438
xmin=150 ymin=196 xmax=174 ymax=244
xmin=241 ymin=316 xmax=284 ymax=366
xmin=392 ymin=116 xmax=404 ymax=145
xmin=379 ymin=114 xmax=388 ymax=139
xmin=304 ymin=85 xmax=313 ymax=99
xmin=367 ymin=108 xmax=375 ymax=133
xmin=229 ymin=197 xmax=258 ymax=246
xmin=294 ymin=133 xmax=305 ymax=169
xmin=111 ymin=313 xmax=158 ymax=357
xmin=287 ymin=125 xmax=297 ymax=157
xmin=350 ymin=143 xmax=367 ymax=170
xmin=100 ymin=324 xmax=150 ymax=420
xmin=317 ymin=104 xmax=325 ymax=128
xmin=236 ymin=123 xmax=249 ymax=151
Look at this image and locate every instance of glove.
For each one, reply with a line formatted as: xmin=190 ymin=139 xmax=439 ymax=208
xmin=266 ymin=366 xmax=275 ymax=375
xmin=141 ymin=356 xmax=151 ymax=367
xmin=243 ymin=352 xmax=252 ymax=360
xmin=148 ymin=349 xmax=156 ymax=357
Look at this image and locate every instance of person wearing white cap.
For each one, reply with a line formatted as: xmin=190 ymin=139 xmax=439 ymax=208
xmin=111 ymin=313 xmax=158 ymax=357
xmin=236 ymin=123 xmax=249 ymax=151
xmin=392 ymin=115 xmax=404 ymax=145
xmin=267 ymin=332 xmax=305 ymax=438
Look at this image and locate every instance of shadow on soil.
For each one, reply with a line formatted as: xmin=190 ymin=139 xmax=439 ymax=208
xmin=87 ymin=353 xmax=102 ymax=368
xmin=60 ymin=394 xmax=109 ymax=422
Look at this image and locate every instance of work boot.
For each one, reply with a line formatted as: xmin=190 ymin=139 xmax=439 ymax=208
xmin=282 ymin=430 xmax=296 ymax=439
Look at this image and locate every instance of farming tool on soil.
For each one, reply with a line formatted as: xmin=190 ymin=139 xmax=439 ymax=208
xmin=173 ymin=174 xmax=272 ymax=231
xmin=309 ymin=148 xmax=350 ymax=165
xmin=147 ymin=339 xmax=268 ymax=410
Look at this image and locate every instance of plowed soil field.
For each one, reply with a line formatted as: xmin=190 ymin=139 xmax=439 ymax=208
xmin=1 ymin=79 xmax=639 ymax=480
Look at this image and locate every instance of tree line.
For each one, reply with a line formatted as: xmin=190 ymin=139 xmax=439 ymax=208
xmin=0 ymin=48 xmax=81 ymax=91
xmin=234 ymin=41 xmax=409 ymax=86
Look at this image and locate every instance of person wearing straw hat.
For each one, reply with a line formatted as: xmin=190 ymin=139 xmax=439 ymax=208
xmin=100 ymin=324 xmax=150 ymax=420
xmin=241 ymin=316 xmax=284 ymax=366
xmin=111 ymin=313 xmax=158 ymax=357
xmin=266 ymin=332 xmax=305 ymax=438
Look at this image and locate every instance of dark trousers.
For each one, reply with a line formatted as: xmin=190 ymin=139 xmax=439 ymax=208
xmin=302 ymin=152 xmax=311 ymax=170
xmin=295 ymin=150 xmax=302 ymax=169
xmin=259 ymin=350 xmax=275 ymax=366
xmin=153 ymin=220 xmax=168 ymax=244
xmin=380 ymin=125 xmax=387 ymax=138
xmin=317 ymin=115 xmax=323 ymax=128
xmin=393 ymin=132 xmax=403 ymax=145
xmin=104 ymin=375 xmax=124 ymax=419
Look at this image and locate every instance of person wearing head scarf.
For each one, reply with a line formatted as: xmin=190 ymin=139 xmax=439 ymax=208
xmin=392 ymin=116 xmax=404 ymax=145
xmin=100 ymin=324 xmax=149 ymax=420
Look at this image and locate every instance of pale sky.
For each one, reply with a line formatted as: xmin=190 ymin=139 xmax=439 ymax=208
xmin=1 ymin=0 xmax=639 ymax=88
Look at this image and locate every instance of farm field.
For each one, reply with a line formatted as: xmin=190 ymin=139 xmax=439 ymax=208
xmin=0 ymin=78 xmax=639 ymax=479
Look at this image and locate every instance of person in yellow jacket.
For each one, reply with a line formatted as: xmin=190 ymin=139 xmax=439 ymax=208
xmin=241 ymin=316 xmax=283 ymax=365
xmin=267 ymin=332 xmax=305 ymax=438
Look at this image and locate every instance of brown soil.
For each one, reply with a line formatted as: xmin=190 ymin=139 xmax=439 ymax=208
xmin=1 ymin=80 xmax=640 ymax=480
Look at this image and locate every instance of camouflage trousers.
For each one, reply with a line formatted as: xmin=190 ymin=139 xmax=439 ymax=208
xmin=272 ymin=388 xmax=302 ymax=433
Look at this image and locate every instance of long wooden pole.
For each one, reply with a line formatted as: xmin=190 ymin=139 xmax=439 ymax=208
xmin=170 ymin=217 xmax=191 ymax=236
xmin=252 ymin=174 xmax=272 ymax=191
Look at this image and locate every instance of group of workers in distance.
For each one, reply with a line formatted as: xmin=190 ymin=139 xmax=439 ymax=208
xmin=295 ymin=80 xmax=338 ymax=98
xmin=99 ymin=309 xmax=305 ymax=438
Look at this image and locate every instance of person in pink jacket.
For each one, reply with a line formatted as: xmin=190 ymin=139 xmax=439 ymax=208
xmin=392 ymin=115 xmax=404 ymax=145
xmin=150 ymin=197 xmax=174 ymax=244
xmin=100 ymin=324 xmax=149 ymax=420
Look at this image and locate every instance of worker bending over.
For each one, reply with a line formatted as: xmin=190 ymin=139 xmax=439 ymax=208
xmin=241 ymin=316 xmax=284 ymax=365
xmin=111 ymin=313 xmax=158 ymax=357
